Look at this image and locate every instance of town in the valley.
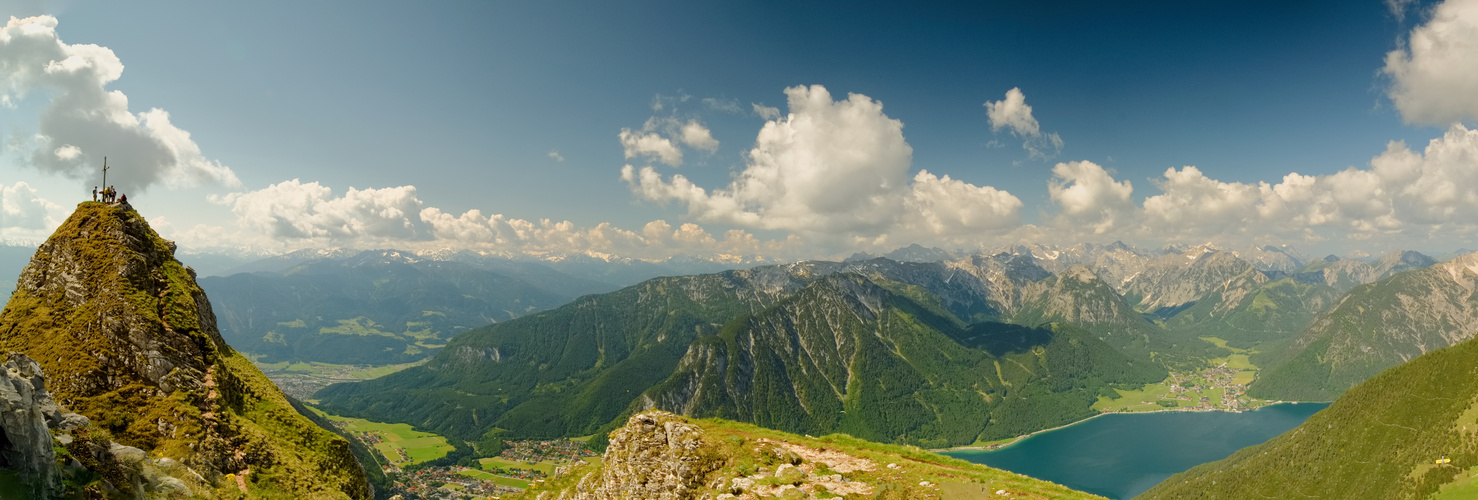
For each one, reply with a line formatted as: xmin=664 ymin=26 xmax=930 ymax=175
xmin=1094 ymin=348 xmax=1269 ymax=415
xmin=329 ymin=420 xmax=599 ymax=500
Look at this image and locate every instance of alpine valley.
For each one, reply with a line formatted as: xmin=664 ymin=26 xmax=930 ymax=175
xmin=310 ymin=242 xmax=1442 ymax=455
xmin=10 ymin=201 xmax=1478 ymax=498
xmin=12 ymin=3 xmax=1478 ymax=499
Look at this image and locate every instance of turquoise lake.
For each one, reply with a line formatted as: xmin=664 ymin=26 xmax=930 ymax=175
xmin=944 ymin=403 xmax=1330 ymax=499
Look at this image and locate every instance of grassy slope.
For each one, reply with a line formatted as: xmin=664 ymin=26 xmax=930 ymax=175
xmin=519 ymin=413 xmax=1105 ymax=500
xmin=309 ymin=407 xmax=456 ymax=466
xmin=1142 ymin=335 xmax=1478 ymax=499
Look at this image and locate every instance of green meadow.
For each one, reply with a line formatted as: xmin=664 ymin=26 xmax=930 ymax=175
xmin=459 ymin=469 xmax=532 ymax=488
xmin=478 ymin=456 xmax=559 ymax=476
xmin=308 ymin=407 xmax=455 ymax=465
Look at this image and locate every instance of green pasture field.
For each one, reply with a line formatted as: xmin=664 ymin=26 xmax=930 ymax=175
xmin=479 ymin=457 xmax=558 ymax=476
xmin=252 ymin=357 xmax=425 ymax=380
xmin=1092 ymin=382 xmax=1176 ymax=412
xmin=459 ymin=469 xmax=532 ymax=489
xmin=308 ymin=407 xmax=455 ymax=465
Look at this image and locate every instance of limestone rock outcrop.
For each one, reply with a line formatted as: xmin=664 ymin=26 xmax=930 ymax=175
xmin=0 ymin=351 xmax=200 ymax=499
xmin=0 ymin=352 xmax=67 ymax=497
xmin=576 ymin=411 xmax=723 ymax=500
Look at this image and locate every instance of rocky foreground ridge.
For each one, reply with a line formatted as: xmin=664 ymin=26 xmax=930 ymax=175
xmin=520 ymin=410 xmax=1102 ymax=500
xmin=0 ymin=202 xmax=371 ymax=498
xmin=0 ymin=350 xmax=206 ymax=498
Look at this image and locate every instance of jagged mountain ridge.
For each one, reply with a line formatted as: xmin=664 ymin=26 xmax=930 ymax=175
xmin=202 ymin=240 xmax=1433 ymax=370
xmin=1008 ymin=243 xmax=1440 ymax=349
xmin=0 ymin=203 xmax=371 ymax=498
xmin=1251 ymin=251 xmax=1478 ymax=401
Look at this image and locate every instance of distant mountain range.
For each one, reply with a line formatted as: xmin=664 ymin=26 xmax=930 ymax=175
xmin=0 ymin=244 xmax=42 ymax=296
xmin=215 ymin=247 xmax=755 ymax=291
xmin=197 ymin=248 xmax=759 ymax=365
xmin=200 ymin=251 xmax=580 ymax=364
xmin=1251 ymin=252 xmax=1478 ymax=401
xmin=316 ymin=258 xmax=1166 ymax=449
xmin=12 ymin=203 xmax=1478 ymax=498
xmin=310 ymin=240 xmax=1470 ymax=455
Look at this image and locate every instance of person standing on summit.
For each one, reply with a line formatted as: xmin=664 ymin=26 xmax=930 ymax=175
xmin=92 ymin=186 xmax=98 ymax=202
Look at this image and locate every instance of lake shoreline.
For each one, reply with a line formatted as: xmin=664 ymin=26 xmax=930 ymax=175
xmin=936 ymin=402 xmax=1332 ymax=500
xmin=932 ymin=401 xmax=1308 ymax=453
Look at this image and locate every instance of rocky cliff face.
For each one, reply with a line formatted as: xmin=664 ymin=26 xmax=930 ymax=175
xmin=0 ymin=202 xmax=371 ymax=498
xmin=0 ymin=352 xmax=71 ymax=497
xmin=0 ymin=350 xmax=205 ymax=499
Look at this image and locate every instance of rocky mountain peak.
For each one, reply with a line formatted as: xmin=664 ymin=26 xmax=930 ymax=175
xmin=3 ymin=202 xmax=223 ymax=406
xmin=1376 ymin=249 xmax=1437 ymax=275
xmin=0 ymin=202 xmax=371 ymax=498
xmin=1064 ymin=264 xmax=1099 ymax=283
xmin=1439 ymin=250 xmax=1478 ymax=283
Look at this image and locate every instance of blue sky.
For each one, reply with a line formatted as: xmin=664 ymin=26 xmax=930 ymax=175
xmin=3 ymin=0 xmax=1477 ymax=260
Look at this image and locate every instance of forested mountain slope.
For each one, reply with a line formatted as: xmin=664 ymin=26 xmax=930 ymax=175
xmin=640 ymin=274 xmax=1161 ymax=448
xmin=316 ymin=260 xmax=1163 ymax=450
xmin=1251 ymin=252 xmax=1478 ymax=401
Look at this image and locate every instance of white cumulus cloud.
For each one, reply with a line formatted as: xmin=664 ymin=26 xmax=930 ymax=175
xmin=1047 ymin=161 xmax=1135 ymax=234
xmin=752 ymin=103 xmax=781 ymax=120
xmin=618 ymin=128 xmax=683 ymax=167
xmin=679 ymin=120 xmax=719 ymax=152
xmin=0 ymin=15 xmax=240 ymax=192
xmin=0 ymin=180 xmax=61 ymax=232
xmin=1384 ymin=0 xmax=1478 ymax=125
xmin=618 ymin=115 xmax=720 ymax=166
xmin=985 ymin=87 xmax=1042 ymax=137
xmin=903 ymin=170 xmax=1021 ymax=235
xmin=186 ymin=179 xmax=792 ymax=261
xmin=984 ymin=87 xmax=1063 ymax=159
xmin=214 ymin=179 xmax=429 ymax=242
xmin=623 ymin=84 xmax=1022 ymax=242
xmin=1039 ymin=125 xmax=1478 ymax=247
